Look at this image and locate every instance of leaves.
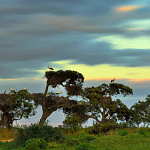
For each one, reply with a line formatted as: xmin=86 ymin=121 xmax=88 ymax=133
xmin=82 ymin=81 xmax=133 ymax=123
xmin=130 ymin=95 xmax=150 ymax=127
xmin=45 ymin=70 xmax=84 ymax=95
xmin=0 ymin=89 xmax=35 ymax=127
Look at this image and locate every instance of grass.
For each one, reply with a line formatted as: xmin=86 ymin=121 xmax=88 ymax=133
xmin=63 ymin=130 xmax=150 ymax=150
xmin=1 ymin=128 xmax=150 ymax=150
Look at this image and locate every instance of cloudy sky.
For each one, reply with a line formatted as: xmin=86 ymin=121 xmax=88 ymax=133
xmin=1 ymin=0 xmax=150 ymax=125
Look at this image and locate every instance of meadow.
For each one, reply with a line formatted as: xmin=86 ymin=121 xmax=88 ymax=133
xmin=0 ymin=127 xmax=150 ymax=150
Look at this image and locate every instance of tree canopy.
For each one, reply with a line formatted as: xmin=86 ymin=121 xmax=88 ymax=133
xmin=130 ymin=95 xmax=150 ymax=127
xmin=2 ymin=69 xmax=150 ymax=129
xmin=34 ymin=70 xmax=84 ymax=126
xmin=81 ymin=82 xmax=133 ymax=123
xmin=0 ymin=89 xmax=35 ymax=128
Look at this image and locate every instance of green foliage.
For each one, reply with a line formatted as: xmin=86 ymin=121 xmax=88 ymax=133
xmin=63 ymin=102 xmax=89 ymax=131
xmin=130 ymin=95 xmax=150 ymax=127
xmin=38 ymin=69 xmax=85 ymax=126
xmin=24 ymin=138 xmax=47 ymax=150
xmin=2 ymin=128 xmax=150 ymax=150
xmin=63 ymin=115 xmax=81 ymax=132
xmin=138 ymin=129 xmax=147 ymax=136
xmin=89 ymin=121 xmax=118 ymax=134
xmin=9 ymin=89 xmax=35 ymax=119
xmin=83 ymin=81 xmax=133 ymax=124
xmin=63 ymin=111 xmax=88 ymax=132
xmin=0 ymin=89 xmax=35 ymax=127
xmin=118 ymin=129 xmax=128 ymax=136
xmin=45 ymin=70 xmax=84 ymax=95
xmin=16 ymin=124 xmax=64 ymax=145
xmin=137 ymin=128 xmax=150 ymax=137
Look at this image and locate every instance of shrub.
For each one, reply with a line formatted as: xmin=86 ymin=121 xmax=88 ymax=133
xmin=89 ymin=121 xmax=118 ymax=134
xmin=137 ymin=128 xmax=150 ymax=136
xmin=16 ymin=124 xmax=64 ymax=145
xmin=118 ymin=129 xmax=128 ymax=136
xmin=24 ymin=138 xmax=47 ymax=150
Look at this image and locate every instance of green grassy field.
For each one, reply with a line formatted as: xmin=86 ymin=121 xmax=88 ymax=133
xmin=1 ymin=128 xmax=150 ymax=150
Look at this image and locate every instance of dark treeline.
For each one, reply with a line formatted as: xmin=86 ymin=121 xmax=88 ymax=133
xmin=0 ymin=69 xmax=150 ymax=130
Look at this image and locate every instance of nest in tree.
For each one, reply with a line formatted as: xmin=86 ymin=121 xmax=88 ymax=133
xmin=45 ymin=70 xmax=84 ymax=95
xmin=45 ymin=70 xmax=84 ymax=84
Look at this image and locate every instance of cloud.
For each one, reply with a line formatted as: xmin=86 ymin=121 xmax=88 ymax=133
xmin=1 ymin=32 xmax=150 ymax=79
xmin=115 ymin=5 xmax=143 ymax=12
xmin=43 ymin=60 xmax=150 ymax=81
xmin=96 ymin=35 xmax=150 ymax=49
xmin=0 ymin=0 xmax=150 ymax=80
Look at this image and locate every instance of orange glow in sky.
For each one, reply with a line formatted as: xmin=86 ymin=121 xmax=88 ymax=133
xmin=115 ymin=5 xmax=142 ymax=12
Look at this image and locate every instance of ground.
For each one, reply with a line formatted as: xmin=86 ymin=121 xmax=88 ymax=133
xmin=0 ymin=128 xmax=150 ymax=150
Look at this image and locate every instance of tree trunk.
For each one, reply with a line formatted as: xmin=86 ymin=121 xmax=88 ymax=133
xmin=44 ymin=83 xmax=49 ymax=97
xmin=1 ymin=113 xmax=12 ymax=128
xmin=39 ymin=81 xmax=51 ymax=126
xmin=39 ymin=110 xmax=53 ymax=126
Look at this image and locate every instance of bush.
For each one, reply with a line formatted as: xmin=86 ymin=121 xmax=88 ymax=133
xmin=118 ymin=129 xmax=128 ymax=136
xmin=16 ymin=124 xmax=64 ymax=145
xmin=24 ymin=138 xmax=47 ymax=150
xmin=89 ymin=121 xmax=118 ymax=134
xmin=137 ymin=128 xmax=150 ymax=136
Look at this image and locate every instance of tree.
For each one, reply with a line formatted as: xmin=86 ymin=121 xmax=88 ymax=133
xmin=44 ymin=70 xmax=84 ymax=96
xmin=0 ymin=89 xmax=35 ymax=128
xmin=33 ymin=70 xmax=84 ymax=126
xmin=63 ymin=114 xmax=83 ymax=131
xmin=83 ymin=81 xmax=133 ymax=123
xmin=63 ymin=101 xmax=89 ymax=129
xmin=130 ymin=95 xmax=150 ymax=127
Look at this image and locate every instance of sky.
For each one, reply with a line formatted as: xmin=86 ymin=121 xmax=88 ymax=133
xmin=1 ymin=0 xmax=150 ymax=126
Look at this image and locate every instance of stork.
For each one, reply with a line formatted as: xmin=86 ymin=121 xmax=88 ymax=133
xmin=111 ymin=78 xmax=115 ymax=83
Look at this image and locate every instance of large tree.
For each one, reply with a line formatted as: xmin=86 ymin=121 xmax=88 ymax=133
xmin=0 ymin=89 xmax=35 ymax=128
xmin=82 ymin=81 xmax=133 ymax=123
xmin=34 ymin=70 xmax=133 ymax=126
xmin=63 ymin=101 xmax=89 ymax=129
xmin=33 ymin=70 xmax=84 ymax=126
xmin=130 ymin=95 xmax=150 ymax=127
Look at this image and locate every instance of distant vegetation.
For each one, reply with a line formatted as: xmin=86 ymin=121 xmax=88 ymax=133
xmin=0 ymin=69 xmax=150 ymax=149
xmin=1 ymin=127 xmax=150 ymax=150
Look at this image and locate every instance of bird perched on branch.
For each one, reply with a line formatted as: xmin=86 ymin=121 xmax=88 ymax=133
xmin=111 ymin=78 xmax=115 ymax=83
